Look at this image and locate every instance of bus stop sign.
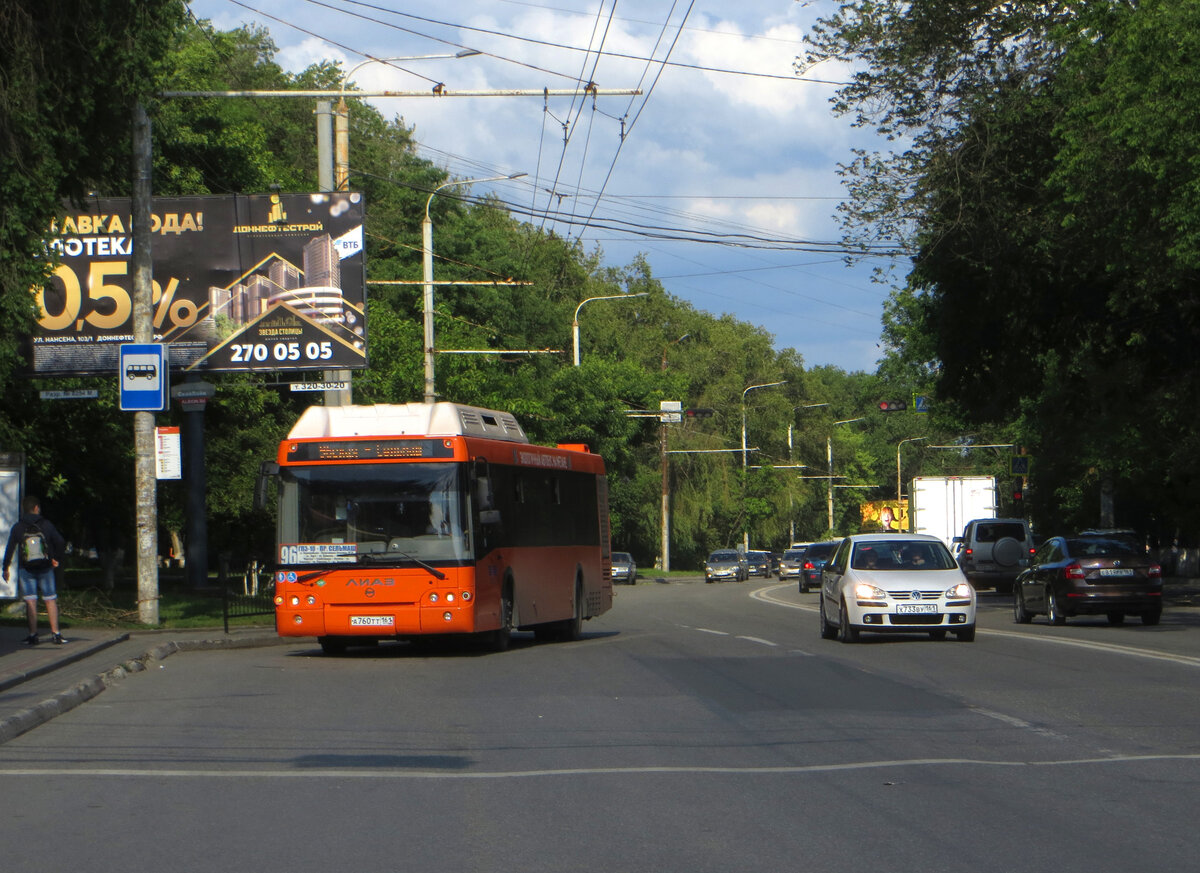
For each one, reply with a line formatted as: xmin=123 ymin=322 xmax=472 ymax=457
xmin=119 ymin=343 xmax=167 ymax=411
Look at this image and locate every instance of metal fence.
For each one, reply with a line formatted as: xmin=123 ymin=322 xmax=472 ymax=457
xmin=221 ymin=560 xmax=275 ymax=634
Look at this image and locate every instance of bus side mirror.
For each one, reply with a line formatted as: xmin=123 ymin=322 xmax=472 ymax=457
xmin=254 ymin=461 xmax=279 ymax=511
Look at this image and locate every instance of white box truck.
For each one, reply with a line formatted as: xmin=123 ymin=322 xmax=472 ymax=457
xmin=909 ymin=475 xmax=997 ymax=548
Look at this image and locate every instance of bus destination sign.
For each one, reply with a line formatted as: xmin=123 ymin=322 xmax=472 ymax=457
xmin=286 ymin=438 xmax=457 ymax=463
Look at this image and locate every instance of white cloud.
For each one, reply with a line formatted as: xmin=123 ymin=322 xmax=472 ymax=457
xmin=184 ymin=0 xmax=899 ymax=371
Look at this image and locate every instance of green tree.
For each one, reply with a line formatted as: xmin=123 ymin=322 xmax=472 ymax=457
xmin=806 ymin=0 xmax=1200 ymax=541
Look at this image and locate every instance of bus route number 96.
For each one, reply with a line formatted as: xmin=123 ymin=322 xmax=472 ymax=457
xmin=230 ymin=341 xmax=334 ymax=363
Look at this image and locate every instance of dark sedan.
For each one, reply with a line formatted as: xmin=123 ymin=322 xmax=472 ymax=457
xmin=746 ymin=550 xmax=772 ymax=578
xmin=1014 ymin=533 xmax=1163 ymax=626
xmin=799 ymin=540 xmax=839 ymax=593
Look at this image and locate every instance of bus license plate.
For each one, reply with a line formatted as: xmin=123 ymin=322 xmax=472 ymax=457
xmin=350 ymin=615 xmax=394 ymax=627
xmin=897 ymin=603 xmax=938 ymax=614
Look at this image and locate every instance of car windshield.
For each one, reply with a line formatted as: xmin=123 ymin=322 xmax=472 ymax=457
xmin=851 ymin=540 xmax=956 ymax=571
xmin=613 ymin=553 xmax=632 ymax=563
xmin=709 ymin=551 xmax=739 ymax=562
xmin=783 ymin=550 xmax=804 ymax=560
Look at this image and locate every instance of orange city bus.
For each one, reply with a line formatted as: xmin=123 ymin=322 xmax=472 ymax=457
xmin=270 ymin=402 xmax=613 ymax=653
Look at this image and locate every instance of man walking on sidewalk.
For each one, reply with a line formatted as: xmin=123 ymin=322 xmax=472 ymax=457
xmin=3 ymin=496 xmax=68 ymax=645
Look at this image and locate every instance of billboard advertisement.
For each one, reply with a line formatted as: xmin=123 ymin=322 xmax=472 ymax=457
xmin=30 ymin=192 xmax=366 ymax=375
xmin=861 ymin=499 xmax=909 ymax=533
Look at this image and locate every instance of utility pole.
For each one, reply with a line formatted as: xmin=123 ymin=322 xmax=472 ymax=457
xmin=132 ymin=102 xmax=159 ymax=625
xmin=315 ymin=100 xmax=352 ymax=406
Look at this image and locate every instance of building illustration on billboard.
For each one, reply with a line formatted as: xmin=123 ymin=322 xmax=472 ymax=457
xmin=30 ymin=192 xmax=366 ymax=375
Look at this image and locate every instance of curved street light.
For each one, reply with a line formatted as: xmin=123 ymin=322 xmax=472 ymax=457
xmin=572 ymin=293 xmax=649 ymax=366
xmin=787 ymin=402 xmax=829 ymax=544
xmin=828 ymin=417 xmax=865 ymax=531
xmin=896 ymin=436 xmax=928 ymax=503
xmin=423 ymin=173 xmax=527 ymax=403
xmin=741 ymin=380 xmax=788 ymax=550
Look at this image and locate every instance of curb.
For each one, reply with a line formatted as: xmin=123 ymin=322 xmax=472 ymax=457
xmin=0 ymin=632 xmax=287 ymax=746
xmin=0 ymin=633 xmax=130 ymax=694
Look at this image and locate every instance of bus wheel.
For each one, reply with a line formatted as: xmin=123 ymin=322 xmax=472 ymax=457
xmin=490 ymin=587 xmax=514 ymax=652
xmin=318 ymin=636 xmax=347 ymax=655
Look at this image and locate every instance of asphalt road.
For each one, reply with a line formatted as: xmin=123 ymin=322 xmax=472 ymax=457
xmin=0 ymin=580 xmax=1197 ymax=873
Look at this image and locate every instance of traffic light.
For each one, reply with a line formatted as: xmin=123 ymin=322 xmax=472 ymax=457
xmin=878 ymin=400 xmax=907 ymax=412
xmin=1012 ymin=478 xmax=1025 ymax=505
xmin=685 ymin=408 xmax=714 ymax=420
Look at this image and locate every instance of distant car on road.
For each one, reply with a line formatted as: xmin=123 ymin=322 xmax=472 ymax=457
xmin=745 ymin=550 xmax=771 ymax=578
xmin=1013 ymin=533 xmax=1162 ymax=626
xmin=819 ymin=534 xmax=976 ymax=643
xmin=611 ymin=552 xmax=638 ymax=585
xmin=777 ymin=548 xmax=806 ymax=583
xmin=799 ymin=540 xmax=839 ymax=593
xmin=705 ymin=550 xmax=748 ymax=583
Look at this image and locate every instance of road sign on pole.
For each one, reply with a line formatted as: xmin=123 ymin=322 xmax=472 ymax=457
xmin=119 ymin=343 xmax=167 ymax=411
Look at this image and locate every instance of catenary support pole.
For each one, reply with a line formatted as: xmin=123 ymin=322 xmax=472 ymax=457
xmin=132 ymin=102 xmax=159 ymax=625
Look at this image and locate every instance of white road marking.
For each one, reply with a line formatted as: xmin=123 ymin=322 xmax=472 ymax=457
xmin=735 ymin=635 xmax=778 ymax=647
xmin=2 ymin=755 xmax=1198 ymax=780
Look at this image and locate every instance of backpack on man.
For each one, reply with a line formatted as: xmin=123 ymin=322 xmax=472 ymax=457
xmin=20 ymin=521 xmax=52 ymax=568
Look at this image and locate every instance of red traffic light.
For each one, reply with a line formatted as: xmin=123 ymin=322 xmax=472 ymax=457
xmin=878 ymin=400 xmax=907 ymax=412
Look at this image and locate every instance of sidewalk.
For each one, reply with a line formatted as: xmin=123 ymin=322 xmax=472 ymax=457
xmin=0 ymin=623 xmax=292 ymax=745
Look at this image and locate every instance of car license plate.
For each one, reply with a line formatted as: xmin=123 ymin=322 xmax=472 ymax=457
xmin=1099 ymin=568 xmax=1135 ymax=577
xmin=350 ymin=615 xmax=394 ymax=627
xmin=897 ymin=603 xmax=938 ymax=614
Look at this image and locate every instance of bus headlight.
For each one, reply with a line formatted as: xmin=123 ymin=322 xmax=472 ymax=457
xmin=443 ymin=612 xmax=453 ymax=622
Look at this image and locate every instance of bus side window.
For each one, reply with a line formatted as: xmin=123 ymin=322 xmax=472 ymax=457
xmin=474 ymin=457 xmax=500 ymax=525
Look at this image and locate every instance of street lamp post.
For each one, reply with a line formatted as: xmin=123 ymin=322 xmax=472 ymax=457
xmin=787 ymin=402 xmax=829 ymax=544
xmin=572 ymin=293 xmax=649 ymax=366
xmin=741 ymin=380 xmax=788 ymax=550
xmin=660 ymin=334 xmax=691 ymax=573
xmin=827 ymin=417 xmax=865 ymax=532
xmin=896 ymin=436 xmax=928 ymax=504
xmin=423 ymin=173 xmax=527 ymax=403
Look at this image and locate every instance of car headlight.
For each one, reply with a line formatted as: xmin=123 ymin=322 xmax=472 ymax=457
xmin=854 ymin=582 xmax=887 ymax=600
xmin=945 ymin=582 xmax=973 ymax=599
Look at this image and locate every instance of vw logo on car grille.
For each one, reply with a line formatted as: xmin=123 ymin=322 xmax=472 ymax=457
xmin=911 ymin=591 xmax=922 ymax=601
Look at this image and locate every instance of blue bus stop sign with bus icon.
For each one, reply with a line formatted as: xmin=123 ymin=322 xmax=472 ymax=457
xmin=119 ymin=343 xmax=167 ymax=411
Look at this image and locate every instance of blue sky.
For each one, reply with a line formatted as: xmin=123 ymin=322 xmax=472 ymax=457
xmin=186 ymin=0 xmax=902 ymax=372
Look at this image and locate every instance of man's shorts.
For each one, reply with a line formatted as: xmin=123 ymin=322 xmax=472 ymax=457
xmin=17 ymin=565 xmax=57 ymax=600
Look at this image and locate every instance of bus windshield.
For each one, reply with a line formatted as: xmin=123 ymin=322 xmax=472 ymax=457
xmin=278 ymin=462 xmax=471 ymax=565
